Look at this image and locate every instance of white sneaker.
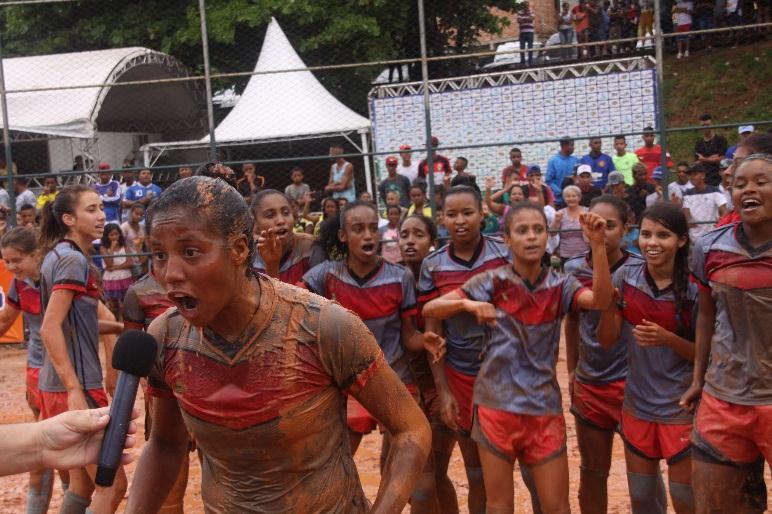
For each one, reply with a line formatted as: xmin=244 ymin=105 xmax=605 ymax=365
xmin=685 ymin=50 xmax=690 ymax=57
xmin=677 ymin=52 xmax=683 ymax=59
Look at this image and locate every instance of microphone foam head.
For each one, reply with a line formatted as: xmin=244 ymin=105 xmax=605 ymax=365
xmin=111 ymin=330 xmax=159 ymax=376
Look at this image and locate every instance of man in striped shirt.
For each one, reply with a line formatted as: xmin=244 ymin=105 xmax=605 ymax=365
xmin=518 ymin=3 xmax=535 ymax=66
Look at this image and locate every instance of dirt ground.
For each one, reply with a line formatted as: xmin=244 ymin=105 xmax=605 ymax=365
xmin=0 ymin=344 xmax=768 ymax=513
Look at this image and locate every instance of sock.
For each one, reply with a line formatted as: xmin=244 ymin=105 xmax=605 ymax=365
xmin=669 ymin=481 xmax=695 ymax=510
xmin=59 ymin=491 xmax=90 ymax=514
xmin=26 ymin=469 xmax=53 ymax=514
xmin=627 ymin=472 xmax=667 ymax=514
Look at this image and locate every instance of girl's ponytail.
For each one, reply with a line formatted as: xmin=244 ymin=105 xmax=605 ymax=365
xmin=38 ymin=184 xmax=93 ymax=254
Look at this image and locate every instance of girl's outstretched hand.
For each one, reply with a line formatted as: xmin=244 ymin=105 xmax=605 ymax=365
xmin=423 ymin=331 xmax=446 ymax=363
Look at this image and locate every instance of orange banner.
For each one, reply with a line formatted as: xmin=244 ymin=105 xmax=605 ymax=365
xmin=0 ymin=259 xmax=25 ymax=344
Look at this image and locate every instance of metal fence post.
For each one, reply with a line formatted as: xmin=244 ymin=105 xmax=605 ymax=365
xmin=0 ymin=30 xmax=16 ymax=227
xmin=418 ymin=0 xmax=436 ymax=216
xmin=198 ymin=0 xmax=218 ymax=162
xmin=654 ymin=0 xmax=671 ymax=199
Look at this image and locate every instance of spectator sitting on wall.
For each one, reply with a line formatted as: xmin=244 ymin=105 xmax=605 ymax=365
xmin=694 ymin=113 xmax=728 ymax=186
xmin=580 ymin=136 xmax=616 ymax=188
xmin=36 ymin=176 xmax=59 ymax=211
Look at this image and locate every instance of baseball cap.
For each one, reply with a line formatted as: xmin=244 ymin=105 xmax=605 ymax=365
xmin=98 ymin=162 xmax=111 ymax=171
xmin=399 ymin=144 xmax=412 ymax=150
xmin=719 ymin=158 xmax=732 ymax=170
xmin=527 ymin=165 xmax=542 ymax=176
xmin=607 ymin=171 xmax=624 ymax=186
xmin=652 ymin=166 xmax=664 ymax=180
xmin=385 ymin=156 xmax=398 ymax=165
xmin=576 ymin=164 xmax=593 ymax=176
xmin=738 ymin=125 xmax=754 ymax=135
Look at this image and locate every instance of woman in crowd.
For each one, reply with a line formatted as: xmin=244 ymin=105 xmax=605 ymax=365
xmin=552 ymin=185 xmax=590 ymax=263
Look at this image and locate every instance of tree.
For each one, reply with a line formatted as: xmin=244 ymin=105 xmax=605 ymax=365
xmin=1 ymin=0 xmax=518 ymax=114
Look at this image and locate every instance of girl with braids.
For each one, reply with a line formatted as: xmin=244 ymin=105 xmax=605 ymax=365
xmin=126 ymin=177 xmax=430 ymax=514
xmin=398 ymin=213 xmax=459 ymax=514
xmin=38 ymin=185 xmax=127 ymax=514
xmin=250 ymin=189 xmax=314 ymax=284
xmin=598 ymin=202 xmax=698 ymax=514
xmin=681 ymin=154 xmax=772 ymax=513
xmin=563 ymin=195 xmax=646 ymax=514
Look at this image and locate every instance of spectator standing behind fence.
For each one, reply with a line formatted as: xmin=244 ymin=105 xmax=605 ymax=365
xmin=573 ymin=0 xmax=591 ymax=57
xmin=177 ymin=167 xmax=192 ymax=180
xmin=635 ymin=126 xmax=673 ymax=182
xmin=559 ymin=2 xmax=574 ymax=59
xmin=450 ymin=157 xmax=480 ymax=192
xmin=100 ymin=223 xmax=134 ymax=319
xmin=120 ymin=204 xmax=146 ymax=278
xmin=670 ymin=161 xmax=694 ymax=201
xmin=626 ymin=163 xmax=656 ymax=221
xmin=624 ymin=0 xmax=640 ymax=51
xmin=518 ymin=2 xmax=536 ymax=66
xmin=552 ymin=185 xmax=590 ymax=262
xmin=547 ymin=137 xmax=579 ymax=207
xmin=397 ymin=144 xmax=420 ymax=184
xmin=325 ymin=144 xmax=356 ymax=203
xmin=379 ymin=204 xmax=402 ymax=264
xmin=608 ymin=0 xmax=625 ymax=53
xmin=418 ymin=136 xmax=452 ymax=185
xmin=501 ymin=147 xmax=529 ymax=187
xmin=14 ymin=179 xmax=37 ymax=213
xmin=638 ymin=0 xmax=655 ymax=46
xmin=694 ymin=113 xmax=727 ymax=186
xmin=575 ymin=164 xmax=603 ymax=206
xmin=525 ymin=165 xmax=557 ymax=207
xmin=237 ymin=162 xmax=264 ymax=206
xmin=284 ymin=167 xmax=311 ymax=208
xmin=587 ymin=0 xmax=605 ymax=57
xmin=682 ymin=163 xmax=728 ymax=242
xmin=580 ymin=137 xmax=616 ymax=188
xmin=36 ymin=176 xmax=59 ymax=211
xmin=379 ymin=156 xmax=411 ymax=208
xmin=674 ymin=0 xmax=694 ymax=58
xmin=694 ymin=0 xmax=715 ymax=50
xmin=17 ymin=204 xmax=36 ymax=228
xmin=94 ymin=164 xmax=121 ymax=224
xmin=124 ymin=169 xmax=163 ymax=215
xmin=725 ymin=125 xmax=754 ymax=159
xmin=119 ymin=169 xmax=136 ymax=223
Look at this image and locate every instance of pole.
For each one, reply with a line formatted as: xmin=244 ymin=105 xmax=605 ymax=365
xmin=653 ymin=0 xmax=671 ymax=200
xmin=360 ymin=130 xmax=374 ymax=198
xmin=198 ymin=0 xmax=218 ymax=162
xmin=0 ymin=31 xmax=16 ymax=227
xmin=417 ymin=0 xmax=436 ymax=216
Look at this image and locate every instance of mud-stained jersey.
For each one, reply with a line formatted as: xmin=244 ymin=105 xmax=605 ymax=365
xmin=252 ymin=232 xmax=314 ymax=285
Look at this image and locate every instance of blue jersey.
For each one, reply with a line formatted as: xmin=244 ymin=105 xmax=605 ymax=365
xmin=579 ymin=152 xmax=616 ymax=188
xmin=564 ymin=250 xmax=643 ymax=384
xmin=615 ymin=262 xmax=698 ymax=423
xmin=94 ymin=181 xmax=121 ymax=221
xmin=125 ymin=183 xmax=163 ymax=205
xmin=302 ymin=259 xmax=416 ymax=384
xmin=461 ymin=266 xmax=587 ymax=415
xmin=418 ymin=236 xmax=511 ymax=375
xmin=691 ymin=223 xmax=772 ymax=405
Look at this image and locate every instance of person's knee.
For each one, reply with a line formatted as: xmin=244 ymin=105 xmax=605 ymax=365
xmin=465 ymin=465 xmax=484 ymax=485
xmin=411 ymin=471 xmax=437 ymax=503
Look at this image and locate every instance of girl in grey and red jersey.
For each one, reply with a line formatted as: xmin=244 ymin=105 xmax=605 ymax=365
xmin=682 ymin=154 xmax=772 ymax=512
xmin=564 ymin=195 xmax=644 ymax=514
xmin=598 ymin=202 xmax=698 ymax=514
xmin=424 ymin=203 xmax=613 ymax=514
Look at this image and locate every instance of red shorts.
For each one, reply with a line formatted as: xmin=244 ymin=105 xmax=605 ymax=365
xmin=444 ymin=364 xmax=475 ymax=434
xmin=26 ymin=366 xmax=42 ymax=414
xmin=620 ymin=411 xmax=691 ymax=463
xmin=40 ymin=388 xmax=109 ymax=420
xmin=693 ymin=391 xmax=772 ymax=466
xmin=571 ymin=379 xmax=625 ymax=431
xmin=676 ymin=23 xmax=691 ymax=32
xmin=420 ymin=386 xmax=450 ymax=431
xmin=347 ymin=383 xmax=419 ymax=434
xmin=473 ymin=405 xmax=566 ymax=465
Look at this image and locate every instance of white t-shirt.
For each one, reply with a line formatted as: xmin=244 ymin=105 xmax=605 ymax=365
xmin=668 ymin=180 xmax=692 ymax=201
xmin=398 ymin=161 xmax=420 ymax=184
xmin=683 ymin=185 xmax=727 ymax=241
xmin=718 ymin=184 xmax=734 ymax=211
xmin=16 ymin=189 xmax=37 ymax=210
xmin=675 ymin=1 xmax=693 ymax=26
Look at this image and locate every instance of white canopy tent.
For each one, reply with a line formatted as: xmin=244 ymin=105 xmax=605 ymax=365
xmin=142 ymin=18 xmax=374 ymax=192
xmin=0 ymin=47 xmax=203 ymax=140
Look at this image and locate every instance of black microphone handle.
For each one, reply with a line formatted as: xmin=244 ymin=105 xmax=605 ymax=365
xmin=94 ymin=372 xmax=140 ymax=487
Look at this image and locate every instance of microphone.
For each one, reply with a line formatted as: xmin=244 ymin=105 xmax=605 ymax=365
xmin=94 ymin=330 xmax=158 ymax=487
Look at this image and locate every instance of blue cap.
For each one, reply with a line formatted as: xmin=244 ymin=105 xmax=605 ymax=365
xmin=652 ymin=166 xmax=664 ymax=180
xmin=527 ymin=164 xmax=542 ymax=175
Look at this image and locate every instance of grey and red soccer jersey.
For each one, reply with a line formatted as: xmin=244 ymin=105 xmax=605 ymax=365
xmin=252 ymin=232 xmax=314 ymax=285
xmin=564 ymin=251 xmax=644 ymax=384
xmin=39 ymin=240 xmax=102 ymax=393
xmin=691 ymin=223 xmax=772 ymax=405
xmin=418 ymin=236 xmax=510 ymax=375
xmin=459 ymin=266 xmax=587 ymax=415
xmin=7 ymin=278 xmax=44 ymax=369
xmin=302 ymin=259 xmax=416 ymax=384
xmin=147 ymin=277 xmax=378 ymax=513
xmin=614 ymin=262 xmax=698 ymax=423
xmin=123 ymin=273 xmax=174 ymax=330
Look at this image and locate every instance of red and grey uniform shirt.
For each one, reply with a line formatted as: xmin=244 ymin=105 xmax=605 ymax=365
xmin=122 ymin=273 xmax=174 ymax=330
xmin=39 ymin=240 xmax=102 ymax=393
xmin=302 ymin=259 xmax=416 ymax=385
xmin=417 ymin=235 xmax=510 ymax=376
xmin=7 ymin=278 xmax=44 ymax=369
xmin=459 ymin=266 xmax=587 ymax=415
xmin=252 ymin=232 xmax=314 ymax=285
xmin=691 ymin=223 xmax=772 ymax=405
xmin=147 ymin=276 xmax=377 ymax=513
xmin=564 ymin=250 xmax=643 ymax=385
xmin=614 ymin=262 xmax=698 ymax=423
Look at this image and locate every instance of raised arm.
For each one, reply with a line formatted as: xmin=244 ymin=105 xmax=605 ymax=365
xmin=573 ymin=213 xmax=613 ymax=311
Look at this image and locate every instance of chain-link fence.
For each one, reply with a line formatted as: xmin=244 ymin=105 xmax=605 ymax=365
xmin=0 ymin=0 xmax=769 ymax=223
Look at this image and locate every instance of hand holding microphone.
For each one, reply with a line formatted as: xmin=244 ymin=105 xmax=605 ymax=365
xmin=95 ymin=330 xmax=158 ymax=487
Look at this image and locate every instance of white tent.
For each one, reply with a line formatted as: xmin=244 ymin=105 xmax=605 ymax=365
xmin=143 ymin=18 xmax=373 ymax=191
xmin=0 ymin=47 xmax=202 ymax=139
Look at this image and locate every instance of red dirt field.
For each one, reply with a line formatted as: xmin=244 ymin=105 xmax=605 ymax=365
xmin=0 ymin=344 xmax=768 ymax=513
